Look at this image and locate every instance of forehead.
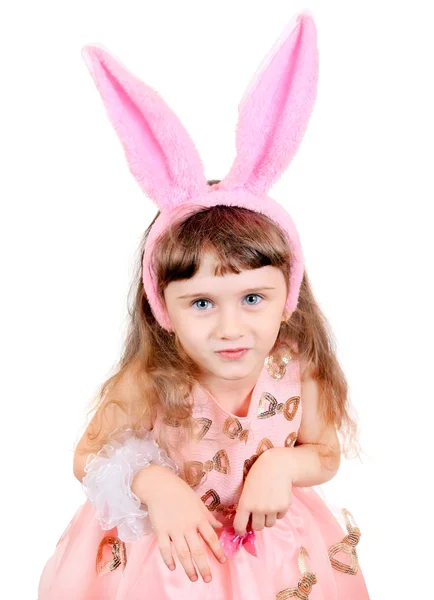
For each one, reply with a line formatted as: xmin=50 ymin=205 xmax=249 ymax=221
xmin=169 ymin=252 xmax=285 ymax=295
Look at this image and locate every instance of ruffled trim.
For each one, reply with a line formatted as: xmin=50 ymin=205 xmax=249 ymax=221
xmin=82 ymin=428 xmax=179 ymax=542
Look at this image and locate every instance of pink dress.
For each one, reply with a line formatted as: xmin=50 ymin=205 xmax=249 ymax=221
xmin=38 ymin=350 xmax=370 ymax=599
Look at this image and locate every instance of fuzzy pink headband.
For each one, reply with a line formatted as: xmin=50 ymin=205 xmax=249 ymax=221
xmin=81 ymin=11 xmax=319 ymax=332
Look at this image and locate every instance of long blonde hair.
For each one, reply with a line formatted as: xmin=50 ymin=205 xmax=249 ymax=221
xmin=81 ymin=181 xmax=362 ymax=460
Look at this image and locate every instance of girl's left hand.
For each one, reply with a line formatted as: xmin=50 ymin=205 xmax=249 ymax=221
xmin=233 ymin=447 xmax=294 ymax=536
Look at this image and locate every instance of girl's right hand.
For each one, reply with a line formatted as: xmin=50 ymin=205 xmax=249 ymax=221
xmin=133 ymin=465 xmax=227 ymax=583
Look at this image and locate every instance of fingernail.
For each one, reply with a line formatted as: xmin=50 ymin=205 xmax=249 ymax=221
xmin=220 ymin=555 xmax=227 ymax=563
xmin=190 ymin=575 xmax=198 ymax=582
xmin=169 ymin=564 xmax=175 ymax=571
xmin=204 ymin=575 xmax=212 ymax=583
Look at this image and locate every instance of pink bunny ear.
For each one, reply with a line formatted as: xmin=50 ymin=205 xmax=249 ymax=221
xmin=220 ymin=11 xmax=319 ymax=195
xmin=81 ymin=44 xmax=208 ymax=210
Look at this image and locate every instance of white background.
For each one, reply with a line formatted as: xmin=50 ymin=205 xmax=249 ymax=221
xmin=1 ymin=0 xmax=433 ymax=598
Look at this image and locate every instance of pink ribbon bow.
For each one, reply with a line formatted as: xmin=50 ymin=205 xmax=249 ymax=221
xmin=219 ymin=527 xmax=257 ymax=557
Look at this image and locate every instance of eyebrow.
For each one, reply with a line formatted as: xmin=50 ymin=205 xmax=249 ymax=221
xmin=176 ymin=287 xmax=276 ymax=300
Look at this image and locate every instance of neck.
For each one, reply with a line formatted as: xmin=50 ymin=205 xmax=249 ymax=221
xmin=196 ymin=361 xmax=264 ymax=417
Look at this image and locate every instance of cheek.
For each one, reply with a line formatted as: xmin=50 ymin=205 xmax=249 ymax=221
xmin=173 ymin=316 xmax=204 ymax=346
xmin=257 ymin=316 xmax=281 ymax=340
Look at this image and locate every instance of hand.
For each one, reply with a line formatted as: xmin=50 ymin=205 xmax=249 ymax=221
xmin=233 ymin=447 xmax=294 ymax=536
xmin=133 ymin=465 xmax=227 ymax=583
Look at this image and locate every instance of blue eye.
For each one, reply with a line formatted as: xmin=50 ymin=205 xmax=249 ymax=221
xmin=243 ymin=293 xmax=263 ymax=305
xmin=192 ymin=299 xmax=211 ymax=310
xmin=191 ymin=294 xmax=263 ymax=311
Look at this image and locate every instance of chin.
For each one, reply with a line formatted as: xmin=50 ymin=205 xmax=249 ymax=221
xmin=195 ymin=353 xmax=261 ymax=379
xmin=216 ymin=359 xmax=259 ymax=378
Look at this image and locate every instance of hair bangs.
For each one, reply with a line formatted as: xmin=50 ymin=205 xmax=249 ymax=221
xmin=154 ymin=205 xmax=291 ymax=294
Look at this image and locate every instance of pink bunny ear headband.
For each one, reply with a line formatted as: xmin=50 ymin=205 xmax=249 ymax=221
xmin=81 ymin=10 xmax=319 ymax=333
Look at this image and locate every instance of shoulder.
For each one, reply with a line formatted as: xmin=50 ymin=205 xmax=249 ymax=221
xmin=112 ymin=358 xmax=145 ymax=402
xmin=106 ymin=358 xmax=154 ymax=426
xmin=298 ymin=355 xmax=311 ymax=382
xmin=75 ymin=359 xmax=153 ymax=453
xmin=296 ymin=352 xmax=323 ymax=418
xmin=296 ymin=356 xmax=340 ymax=454
xmin=288 ymin=341 xmax=312 ymax=382
xmin=298 ymin=356 xmax=319 ymax=414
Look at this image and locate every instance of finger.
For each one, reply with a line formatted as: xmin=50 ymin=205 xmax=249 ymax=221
xmin=172 ymin=535 xmax=198 ymax=582
xmin=233 ymin=507 xmax=250 ymax=536
xmin=157 ymin=535 xmax=176 ymax=571
xmin=185 ymin=531 xmax=212 ymax=583
xmin=206 ymin=512 xmax=223 ymax=529
xmin=251 ymin=512 xmax=265 ymax=531
xmin=265 ymin=513 xmax=277 ymax=528
xmin=198 ymin=521 xmax=227 ymax=564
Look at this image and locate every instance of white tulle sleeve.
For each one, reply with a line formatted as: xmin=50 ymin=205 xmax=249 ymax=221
xmin=81 ymin=428 xmax=179 ymax=542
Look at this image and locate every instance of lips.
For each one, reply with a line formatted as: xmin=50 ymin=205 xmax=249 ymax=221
xmin=217 ymin=348 xmax=247 ymax=353
xmin=216 ymin=348 xmax=250 ymax=360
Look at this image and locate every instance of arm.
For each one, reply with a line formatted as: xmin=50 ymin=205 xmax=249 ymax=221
xmin=73 ymin=360 xmax=152 ymax=482
xmin=268 ymin=359 xmax=341 ymax=487
xmin=75 ymin=366 xmax=227 ymax=581
xmin=233 ymin=359 xmax=341 ymax=535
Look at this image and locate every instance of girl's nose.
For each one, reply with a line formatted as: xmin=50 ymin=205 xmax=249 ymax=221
xmin=216 ymin=309 xmax=243 ymax=339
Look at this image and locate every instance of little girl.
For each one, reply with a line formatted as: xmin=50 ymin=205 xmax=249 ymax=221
xmin=38 ymin=11 xmax=370 ymax=599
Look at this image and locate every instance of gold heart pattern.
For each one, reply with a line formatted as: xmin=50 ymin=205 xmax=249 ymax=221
xmin=243 ymin=438 xmax=274 ymax=481
xmin=184 ymin=449 xmax=230 ymax=488
xmin=257 ymin=392 xmax=300 ymax=421
xmin=96 ymin=536 xmax=127 ymax=576
xmin=285 ymin=432 xmax=297 ymax=447
xmin=328 ymin=508 xmax=361 ymax=575
xmin=201 ymin=489 xmax=238 ymax=520
xmin=193 ymin=417 xmax=212 ymax=441
xmin=256 ymin=438 xmax=274 ymax=454
xmin=264 ymin=354 xmax=292 ymax=379
xmin=222 ymin=416 xmax=250 ymax=442
xmin=163 ymin=416 xmax=212 ymax=441
xmin=276 ymin=546 xmax=318 ymax=599
xmin=265 ymin=350 xmax=292 ymax=380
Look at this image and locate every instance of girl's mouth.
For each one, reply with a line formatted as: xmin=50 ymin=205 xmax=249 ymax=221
xmin=216 ymin=349 xmax=249 ymax=360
